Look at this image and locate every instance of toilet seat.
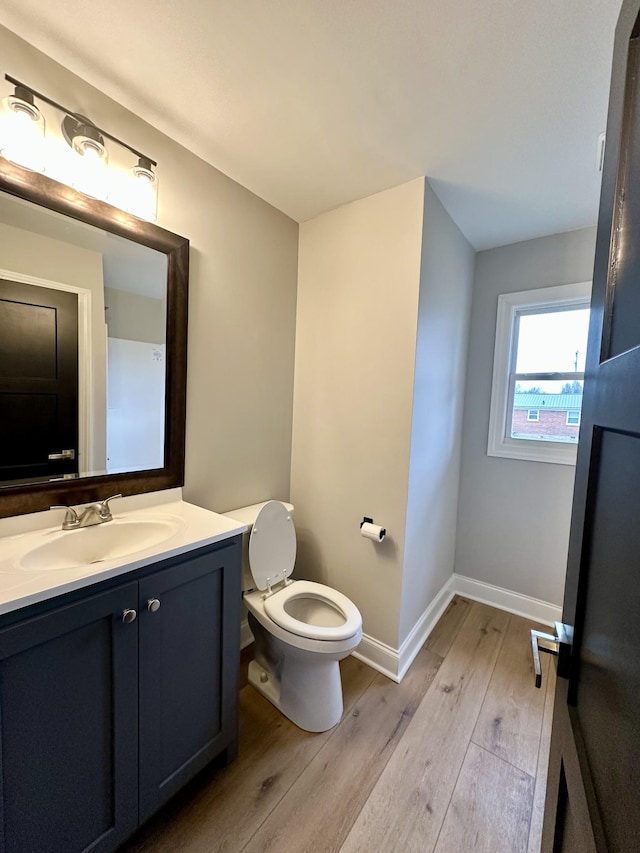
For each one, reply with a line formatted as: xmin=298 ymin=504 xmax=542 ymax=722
xmin=264 ymin=580 xmax=362 ymax=641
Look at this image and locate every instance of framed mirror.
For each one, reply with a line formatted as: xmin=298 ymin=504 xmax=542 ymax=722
xmin=0 ymin=159 xmax=189 ymax=518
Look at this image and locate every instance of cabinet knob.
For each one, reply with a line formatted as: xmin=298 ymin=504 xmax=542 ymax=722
xmin=147 ymin=598 xmax=161 ymax=613
xmin=122 ymin=608 xmax=137 ymax=624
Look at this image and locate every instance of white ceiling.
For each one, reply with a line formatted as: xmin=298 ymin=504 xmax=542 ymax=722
xmin=0 ymin=0 xmax=623 ymax=249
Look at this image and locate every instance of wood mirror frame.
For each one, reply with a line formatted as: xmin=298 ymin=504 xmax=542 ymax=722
xmin=0 ymin=159 xmax=189 ymax=519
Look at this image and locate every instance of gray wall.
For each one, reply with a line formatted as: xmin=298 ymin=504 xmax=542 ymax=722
xmin=455 ymin=227 xmax=597 ymax=605
xmin=0 ymin=25 xmax=299 ymax=515
xmin=400 ymin=183 xmax=475 ymax=643
xmin=104 ymin=287 xmax=166 ymax=344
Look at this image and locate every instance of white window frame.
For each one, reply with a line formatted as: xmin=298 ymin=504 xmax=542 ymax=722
xmin=487 ymin=281 xmax=591 ymax=465
xmin=566 ymin=410 xmax=581 ymax=426
xmin=527 ymin=409 xmax=540 ymax=422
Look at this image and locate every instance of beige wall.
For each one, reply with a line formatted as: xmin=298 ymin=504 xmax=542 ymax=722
xmin=399 ymin=183 xmax=475 ymax=644
xmin=455 ymin=227 xmax=597 ymax=605
xmin=0 ymin=220 xmax=107 ymax=473
xmin=0 ymin=25 xmax=299 ymax=514
xmin=291 ymin=179 xmax=425 ymax=648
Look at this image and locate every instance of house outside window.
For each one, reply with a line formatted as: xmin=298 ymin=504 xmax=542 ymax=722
xmin=487 ymin=282 xmax=591 ymax=465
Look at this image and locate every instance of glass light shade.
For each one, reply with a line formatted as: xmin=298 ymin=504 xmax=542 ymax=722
xmin=0 ymin=93 xmax=46 ymax=171
xmin=70 ymin=135 xmax=110 ymax=201
xmin=127 ymin=160 xmax=158 ymax=221
xmin=71 ymin=131 xmax=108 ymax=162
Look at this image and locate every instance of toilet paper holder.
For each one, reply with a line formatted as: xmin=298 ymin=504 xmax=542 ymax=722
xmin=360 ymin=517 xmax=386 ymax=541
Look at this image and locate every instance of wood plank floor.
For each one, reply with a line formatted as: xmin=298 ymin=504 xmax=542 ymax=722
xmin=121 ymin=597 xmax=555 ymax=853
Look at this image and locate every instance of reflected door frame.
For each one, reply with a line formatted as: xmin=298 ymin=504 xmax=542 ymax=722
xmin=0 ymin=268 xmax=97 ymax=476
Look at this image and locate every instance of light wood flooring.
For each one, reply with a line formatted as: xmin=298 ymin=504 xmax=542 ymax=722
xmin=121 ymin=596 xmax=556 ymax=853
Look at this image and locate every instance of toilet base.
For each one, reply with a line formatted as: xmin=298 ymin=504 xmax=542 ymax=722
xmin=248 ymin=656 xmax=344 ymax=733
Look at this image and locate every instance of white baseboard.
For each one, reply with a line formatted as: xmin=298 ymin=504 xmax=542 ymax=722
xmin=352 ymin=635 xmax=401 ymax=682
xmin=352 ymin=574 xmax=560 ymax=682
xmin=353 ymin=576 xmax=455 ymax=683
xmin=452 ymin=573 xmax=561 ymax=627
xmin=397 ymin=577 xmax=455 ymax=681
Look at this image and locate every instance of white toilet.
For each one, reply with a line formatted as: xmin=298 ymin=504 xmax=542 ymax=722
xmin=224 ymin=500 xmax=362 ymax=732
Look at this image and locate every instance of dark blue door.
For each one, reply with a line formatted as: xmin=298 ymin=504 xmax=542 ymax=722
xmin=543 ymin=2 xmax=640 ymax=850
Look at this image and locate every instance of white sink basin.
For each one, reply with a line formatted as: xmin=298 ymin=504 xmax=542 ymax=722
xmin=19 ymin=517 xmax=184 ymax=572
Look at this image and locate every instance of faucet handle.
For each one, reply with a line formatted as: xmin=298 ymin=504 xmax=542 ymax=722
xmin=50 ymin=505 xmax=80 ymax=529
xmin=99 ymin=494 xmax=123 ymax=519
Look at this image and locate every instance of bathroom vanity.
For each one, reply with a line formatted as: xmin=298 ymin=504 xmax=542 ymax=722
xmin=0 ymin=497 xmax=245 ymax=853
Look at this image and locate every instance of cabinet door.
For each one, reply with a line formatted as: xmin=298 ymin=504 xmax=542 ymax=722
xmin=138 ymin=545 xmax=240 ymax=821
xmin=0 ymin=583 xmax=139 ymax=853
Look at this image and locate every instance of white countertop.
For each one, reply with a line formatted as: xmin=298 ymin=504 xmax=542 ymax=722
xmin=0 ymin=493 xmax=247 ymax=617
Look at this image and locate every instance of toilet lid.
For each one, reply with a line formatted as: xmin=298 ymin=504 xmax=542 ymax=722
xmin=249 ymin=500 xmax=296 ymax=590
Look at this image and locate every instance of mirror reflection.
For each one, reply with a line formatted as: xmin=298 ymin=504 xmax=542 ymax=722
xmin=0 ymin=191 xmax=168 ymax=487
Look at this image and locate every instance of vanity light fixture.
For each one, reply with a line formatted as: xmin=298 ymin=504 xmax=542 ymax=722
xmin=0 ymin=73 xmax=159 ymax=221
xmin=0 ymin=84 xmax=46 ymax=172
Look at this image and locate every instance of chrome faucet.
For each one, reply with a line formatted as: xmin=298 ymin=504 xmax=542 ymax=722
xmin=50 ymin=494 xmax=123 ymax=530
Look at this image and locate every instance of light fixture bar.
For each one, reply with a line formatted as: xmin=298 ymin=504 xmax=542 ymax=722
xmin=4 ymin=73 xmax=156 ymax=166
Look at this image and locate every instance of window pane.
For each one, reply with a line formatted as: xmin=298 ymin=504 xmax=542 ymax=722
xmin=515 ymin=308 xmax=590 ymax=373
xmin=511 ymin=379 xmax=583 ymax=443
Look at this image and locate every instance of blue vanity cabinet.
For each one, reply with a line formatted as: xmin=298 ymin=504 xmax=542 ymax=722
xmin=0 ymin=537 xmax=241 ymax=853
xmin=0 ymin=582 xmax=140 ymax=853
xmin=137 ymin=545 xmax=241 ymax=822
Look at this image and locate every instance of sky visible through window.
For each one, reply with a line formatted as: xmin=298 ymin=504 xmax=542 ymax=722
xmin=512 ymin=306 xmax=590 ymax=443
xmin=516 ymin=308 xmax=590 ymax=390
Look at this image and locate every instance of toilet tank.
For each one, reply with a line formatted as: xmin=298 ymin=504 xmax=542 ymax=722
xmin=223 ymin=500 xmax=294 ymax=592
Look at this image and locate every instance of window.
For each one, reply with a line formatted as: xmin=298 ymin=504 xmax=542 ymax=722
xmin=488 ymin=282 xmax=591 ymax=465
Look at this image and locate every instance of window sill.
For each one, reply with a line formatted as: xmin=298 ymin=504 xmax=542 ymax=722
xmin=488 ymin=439 xmax=578 ymax=466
